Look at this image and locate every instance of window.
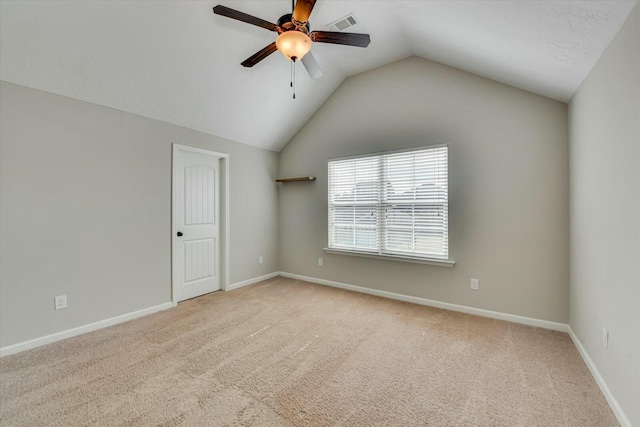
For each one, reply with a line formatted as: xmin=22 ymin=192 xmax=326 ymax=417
xmin=328 ymin=145 xmax=449 ymax=262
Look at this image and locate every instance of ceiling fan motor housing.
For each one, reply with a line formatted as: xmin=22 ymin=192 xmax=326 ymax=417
xmin=278 ymin=13 xmax=310 ymax=34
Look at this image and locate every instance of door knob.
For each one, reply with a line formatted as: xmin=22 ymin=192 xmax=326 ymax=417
xmin=177 ymin=231 xmax=183 ymax=237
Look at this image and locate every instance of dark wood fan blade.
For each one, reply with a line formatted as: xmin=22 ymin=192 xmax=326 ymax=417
xmin=213 ymin=5 xmax=278 ymax=32
xmin=310 ymin=31 xmax=370 ymax=47
xmin=292 ymin=0 xmax=316 ymax=23
xmin=241 ymin=43 xmax=278 ymax=67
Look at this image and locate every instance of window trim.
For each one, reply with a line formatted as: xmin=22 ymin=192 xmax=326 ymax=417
xmin=323 ymin=247 xmax=455 ymax=267
xmin=328 ymin=143 xmax=448 ymax=162
xmin=327 ymin=143 xmax=453 ymax=265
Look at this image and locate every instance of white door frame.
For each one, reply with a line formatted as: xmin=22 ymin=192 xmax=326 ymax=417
xmin=172 ymin=143 xmax=230 ymax=306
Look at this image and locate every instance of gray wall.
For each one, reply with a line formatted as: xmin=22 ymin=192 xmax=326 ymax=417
xmin=569 ymin=4 xmax=640 ymax=426
xmin=0 ymin=82 xmax=279 ymax=348
xmin=279 ymin=57 xmax=570 ymax=323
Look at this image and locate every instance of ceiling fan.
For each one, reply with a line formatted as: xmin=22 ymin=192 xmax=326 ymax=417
xmin=213 ymin=0 xmax=371 ymax=79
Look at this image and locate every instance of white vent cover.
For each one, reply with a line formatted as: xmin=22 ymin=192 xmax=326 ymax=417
xmin=325 ymin=13 xmax=358 ymax=31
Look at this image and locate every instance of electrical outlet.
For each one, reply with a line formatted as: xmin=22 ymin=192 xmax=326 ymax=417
xmin=318 ymin=258 xmax=323 ymax=267
xmin=470 ymin=278 xmax=479 ymax=290
xmin=258 ymin=256 xmax=264 ymax=264
xmin=602 ymin=327 xmax=609 ymax=350
xmin=54 ymin=295 xmax=67 ymax=310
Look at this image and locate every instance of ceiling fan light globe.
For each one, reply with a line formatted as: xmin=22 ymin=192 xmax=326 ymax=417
xmin=276 ymin=31 xmax=312 ymax=61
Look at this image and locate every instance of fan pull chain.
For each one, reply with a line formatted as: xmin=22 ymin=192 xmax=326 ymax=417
xmin=289 ymin=59 xmax=296 ymax=99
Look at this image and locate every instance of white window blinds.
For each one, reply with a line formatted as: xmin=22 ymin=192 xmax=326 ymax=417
xmin=328 ymin=145 xmax=448 ymax=260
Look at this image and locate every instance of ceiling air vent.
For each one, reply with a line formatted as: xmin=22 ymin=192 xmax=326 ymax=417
xmin=325 ymin=13 xmax=358 ymax=31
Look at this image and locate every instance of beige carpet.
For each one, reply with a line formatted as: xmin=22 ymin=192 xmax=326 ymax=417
xmin=0 ymin=276 xmax=617 ymax=426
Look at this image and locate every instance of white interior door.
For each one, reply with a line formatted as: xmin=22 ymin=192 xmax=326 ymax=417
xmin=173 ymin=147 xmax=221 ymax=302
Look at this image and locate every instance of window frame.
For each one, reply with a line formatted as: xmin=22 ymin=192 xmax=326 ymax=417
xmin=325 ymin=144 xmax=454 ymax=267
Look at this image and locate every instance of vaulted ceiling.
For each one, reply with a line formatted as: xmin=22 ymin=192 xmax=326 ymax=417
xmin=1 ymin=1 xmax=636 ymax=152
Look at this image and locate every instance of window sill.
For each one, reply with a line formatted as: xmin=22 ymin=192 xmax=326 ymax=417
xmin=323 ymin=248 xmax=455 ymax=267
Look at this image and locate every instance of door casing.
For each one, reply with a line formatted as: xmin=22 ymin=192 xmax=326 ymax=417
xmin=172 ymin=143 xmax=230 ymax=305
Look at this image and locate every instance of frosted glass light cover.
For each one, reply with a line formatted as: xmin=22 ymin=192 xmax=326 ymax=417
xmin=276 ymin=31 xmax=312 ymax=61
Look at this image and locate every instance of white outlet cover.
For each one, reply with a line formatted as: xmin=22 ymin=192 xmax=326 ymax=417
xmin=258 ymin=256 xmax=263 ymax=264
xmin=54 ymin=295 xmax=67 ymax=310
xmin=318 ymin=258 xmax=323 ymax=267
xmin=602 ymin=327 xmax=609 ymax=349
xmin=471 ymin=278 xmax=479 ymax=290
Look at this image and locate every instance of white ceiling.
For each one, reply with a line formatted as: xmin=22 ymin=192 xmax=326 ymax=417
xmin=1 ymin=1 xmax=636 ymax=152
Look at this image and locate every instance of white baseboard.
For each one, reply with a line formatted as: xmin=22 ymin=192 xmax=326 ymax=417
xmin=226 ymin=272 xmax=280 ymax=291
xmin=1 ymin=271 xmax=277 ymax=357
xmin=0 ymin=302 xmax=173 ymax=357
xmin=280 ymin=272 xmax=632 ymax=424
xmin=1 ymin=273 xmax=627 ymax=426
xmin=568 ymin=327 xmax=631 ymax=427
xmin=279 ymin=272 xmax=569 ymax=332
